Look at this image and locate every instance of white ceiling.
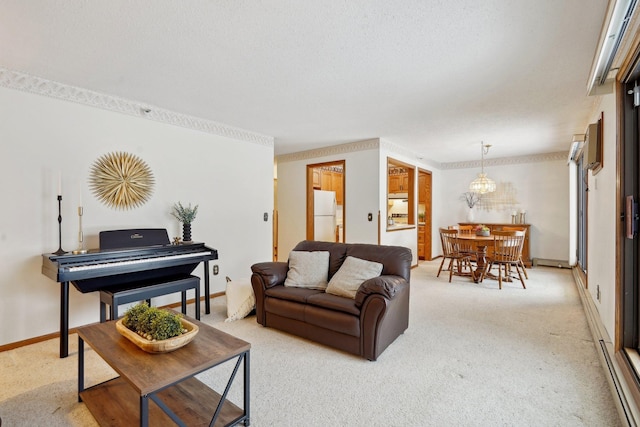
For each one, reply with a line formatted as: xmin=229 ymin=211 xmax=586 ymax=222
xmin=0 ymin=0 xmax=609 ymax=163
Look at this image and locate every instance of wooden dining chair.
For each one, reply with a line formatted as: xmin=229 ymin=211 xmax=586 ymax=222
xmin=486 ymin=230 xmax=526 ymax=289
xmin=458 ymin=225 xmax=473 ymax=234
xmin=437 ymin=228 xmax=472 ymax=282
xmin=502 ymin=226 xmax=529 ymax=279
xmin=455 ymin=225 xmax=476 ymax=261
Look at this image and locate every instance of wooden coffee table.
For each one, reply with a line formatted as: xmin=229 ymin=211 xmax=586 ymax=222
xmin=77 ymin=316 xmax=250 ymax=426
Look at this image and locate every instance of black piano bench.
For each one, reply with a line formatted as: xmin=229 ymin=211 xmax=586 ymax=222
xmin=99 ymin=275 xmax=201 ymax=322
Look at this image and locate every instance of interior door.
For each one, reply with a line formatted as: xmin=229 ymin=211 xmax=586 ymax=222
xmin=418 ymin=169 xmax=433 ymax=260
xmin=306 ymin=161 xmax=345 ymax=242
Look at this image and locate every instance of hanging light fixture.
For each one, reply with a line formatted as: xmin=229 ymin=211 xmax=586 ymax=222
xmin=469 ymin=141 xmax=496 ymax=194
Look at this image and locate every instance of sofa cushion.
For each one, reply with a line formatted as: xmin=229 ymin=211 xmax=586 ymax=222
xmin=305 ymin=305 xmax=360 ymax=337
xmin=265 ymin=285 xmax=322 ymax=303
xmin=346 ymin=243 xmax=412 ymax=282
xmin=326 ymin=256 xmax=383 ymax=299
xmin=292 ymin=240 xmax=347 ymax=280
xmin=306 ymin=292 xmax=361 ymax=316
xmin=265 ymin=297 xmax=306 ymax=322
xmin=284 ymin=251 xmax=330 ymax=290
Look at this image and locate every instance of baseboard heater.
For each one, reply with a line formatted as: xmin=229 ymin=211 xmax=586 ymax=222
xmin=532 ymin=258 xmax=571 ymax=268
xmin=573 ymin=268 xmax=638 ymax=426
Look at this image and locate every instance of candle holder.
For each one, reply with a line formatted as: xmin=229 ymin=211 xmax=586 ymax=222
xmin=53 ymin=195 xmax=67 ymax=255
xmin=72 ymin=206 xmax=87 ymax=255
xmin=511 ymin=214 xmax=518 ymax=224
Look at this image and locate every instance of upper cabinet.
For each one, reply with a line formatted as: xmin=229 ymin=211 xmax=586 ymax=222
xmin=387 ymin=159 xmax=415 ymax=227
xmin=389 ymin=169 xmax=409 ymax=193
xmin=314 ymin=167 xmax=344 ymax=205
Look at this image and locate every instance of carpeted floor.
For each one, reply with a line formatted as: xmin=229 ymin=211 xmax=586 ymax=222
xmin=0 ymin=260 xmax=623 ymax=426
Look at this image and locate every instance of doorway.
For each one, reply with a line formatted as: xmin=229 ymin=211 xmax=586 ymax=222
xmin=418 ymin=169 xmax=433 ymax=260
xmin=306 ymin=161 xmax=345 ymax=242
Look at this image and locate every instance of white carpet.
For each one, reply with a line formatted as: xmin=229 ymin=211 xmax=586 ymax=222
xmin=0 ymin=260 xmax=622 ymax=426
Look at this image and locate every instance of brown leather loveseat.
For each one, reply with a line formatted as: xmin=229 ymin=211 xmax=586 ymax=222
xmin=250 ymin=240 xmax=411 ymax=361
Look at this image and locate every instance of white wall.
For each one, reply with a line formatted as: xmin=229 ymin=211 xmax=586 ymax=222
xmin=0 ymin=87 xmax=274 ymax=346
xmin=276 ymin=143 xmax=380 ymax=259
xmin=438 ymin=158 xmax=569 ymax=261
xmin=584 ymin=92 xmax=617 ymax=338
xmin=276 ymin=139 xmax=441 ymax=265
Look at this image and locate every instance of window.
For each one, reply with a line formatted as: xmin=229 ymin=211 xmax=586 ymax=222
xmin=577 ymin=154 xmax=587 ymax=273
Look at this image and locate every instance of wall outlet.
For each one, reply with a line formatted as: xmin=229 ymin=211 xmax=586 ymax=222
xmin=213 ymin=265 xmax=219 ymax=275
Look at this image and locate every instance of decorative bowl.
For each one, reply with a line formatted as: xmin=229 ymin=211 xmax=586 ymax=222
xmin=476 ymin=230 xmax=490 ymax=237
xmin=115 ymin=317 xmax=199 ymax=354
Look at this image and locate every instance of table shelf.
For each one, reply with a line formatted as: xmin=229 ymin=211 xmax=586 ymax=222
xmin=81 ymin=376 xmax=244 ymax=426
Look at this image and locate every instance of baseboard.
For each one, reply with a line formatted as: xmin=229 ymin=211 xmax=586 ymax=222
xmin=573 ymin=267 xmax=638 ymax=426
xmin=532 ymin=258 xmax=571 ymax=268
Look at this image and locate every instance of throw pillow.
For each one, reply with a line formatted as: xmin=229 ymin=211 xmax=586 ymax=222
xmin=326 ymin=256 xmax=383 ymax=299
xmin=225 ymin=277 xmax=256 ymax=322
xmin=284 ymin=251 xmax=330 ymax=290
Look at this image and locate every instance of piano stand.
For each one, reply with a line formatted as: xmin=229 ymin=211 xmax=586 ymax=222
xmin=99 ymin=275 xmax=201 ymax=322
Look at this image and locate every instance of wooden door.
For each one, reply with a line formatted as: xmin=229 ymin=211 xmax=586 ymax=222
xmin=306 ymin=161 xmax=345 ymax=243
xmin=418 ymin=169 xmax=432 ymax=260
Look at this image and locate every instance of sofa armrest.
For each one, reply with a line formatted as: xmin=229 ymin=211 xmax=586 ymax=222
xmin=251 ymin=262 xmax=288 ymax=288
xmin=354 ymin=275 xmax=408 ymax=308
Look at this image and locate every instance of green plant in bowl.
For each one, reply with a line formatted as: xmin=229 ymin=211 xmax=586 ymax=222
xmin=123 ymin=303 xmax=185 ymax=341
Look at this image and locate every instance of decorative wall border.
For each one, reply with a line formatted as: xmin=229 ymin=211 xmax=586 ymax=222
xmin=278 ymin=136 xmax=567 ymax=170
xmin=0 ymin=67 xmax=274 ymax=147
xmin=441 ymin=151 xmax=567 ymax=170
xmin=276 ymin=138 xmax=380 ymax=163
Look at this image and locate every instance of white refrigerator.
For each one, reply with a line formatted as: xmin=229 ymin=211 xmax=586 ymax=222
xmin=314 ymin=190 xmax=337 ymax=242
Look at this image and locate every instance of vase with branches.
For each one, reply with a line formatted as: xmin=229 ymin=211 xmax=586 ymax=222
xmin=172 ymin=202 xmax=198 ymax=242
xmin=460 ymin=192 xmax=480 ymax=222
xmin=461 ymin=192 xmax=480 ymax=208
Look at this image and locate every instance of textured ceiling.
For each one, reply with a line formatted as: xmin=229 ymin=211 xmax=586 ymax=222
xmin=0 ymin=0 xmax=609 ymax=162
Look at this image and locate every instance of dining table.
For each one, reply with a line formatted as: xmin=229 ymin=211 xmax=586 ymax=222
xmin=456 ymin=234 xmax=495 ymax=283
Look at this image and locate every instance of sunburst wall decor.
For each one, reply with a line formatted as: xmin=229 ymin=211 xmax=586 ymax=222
xmin=89 ymin=151 xmax=155 ymax=210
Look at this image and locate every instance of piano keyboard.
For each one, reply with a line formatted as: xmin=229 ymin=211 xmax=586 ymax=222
xmin=67 ymin=251 xmax=213 ymax=272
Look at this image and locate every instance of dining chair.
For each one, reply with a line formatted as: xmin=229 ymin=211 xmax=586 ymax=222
xmin=486 ymin=230 xmax=526 ymax=289
xmin=455 ymin=225 xmax=476 ymax=260
xmin=501 ymin=226 xmax=529 ymax=279
xmin=437 ymin=228 xmax=472 ymax=282
xmin=458 ymin=225 xmax=473 ymax=234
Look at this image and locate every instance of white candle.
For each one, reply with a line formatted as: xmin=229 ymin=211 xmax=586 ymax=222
xmin=79 ymin=183 xmax=82 ymax=206
xmin=58 ymin=172 xmax=62 ymax=196
xmin=520 ymin=209 xmax=526 ymax=214
xmin=511 ymin=210 xmax=516 ymax=216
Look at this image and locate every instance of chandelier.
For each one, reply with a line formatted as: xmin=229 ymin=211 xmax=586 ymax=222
xmin=469 ymin=142 xmax=496 ymax=194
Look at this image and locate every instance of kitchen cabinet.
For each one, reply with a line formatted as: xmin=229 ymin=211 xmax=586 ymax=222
xmin=418 ymin=174 xmax=426 ymax=203
xmin=319 ymin=169 xmax=344 ymax=205
xmin=331 ymin=172 xmax=343 ymax=205
xmin=418 ymin=224 xmax=425 ymax=259
xmin=312 ymin=169 xmax=321 ymax=189
xmin=389 ymin=173 xmax=409 ymax=193
xmin=458 ymin=223 xmax=532 ymax=267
